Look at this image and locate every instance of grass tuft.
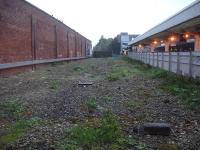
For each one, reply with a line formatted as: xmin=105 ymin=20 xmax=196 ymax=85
xmin=62 ymin=112 xmax=126 ymax=149
xmin=106 ymin=68 xmax=131 ymax=81
xmin=86 ymin=97 xmax=97 ymax=113
xmin=103 ymin=96 xmax=113 ymax=102
xmin=73 ymin=66 xmax=83 ymax=72
xmin=0 ymin=100 xmax=26 ymax=118
xmin=0 ymin=117 xmax=42 ymax=145
xmin=122 ymin=56 xmax=200 ymax=110
xmin=49 ymin=80 xmax=61 ymax=90
xmin=125 ymin=101 xmax=143 ymax=109
xmin=160 ymin=74 xmax=200 ymax=110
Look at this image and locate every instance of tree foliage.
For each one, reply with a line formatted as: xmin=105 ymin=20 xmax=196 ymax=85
xmin=93 ymin=36 xmax=113 ymax=52
xmin=93 ymin=36 xmax=120 ymax=55
xmin=110 ymin=37 xmax=121 ymax=55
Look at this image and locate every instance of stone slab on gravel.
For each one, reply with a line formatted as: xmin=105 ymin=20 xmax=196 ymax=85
xmin=78 ymin=81 xmax=93 ymax=86
xmin=140 ymin=123 xmax=171 ymax=136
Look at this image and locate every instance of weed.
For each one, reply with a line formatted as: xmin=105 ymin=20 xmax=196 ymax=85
xmin=103 ymin=96 xmax=113 ymax=102
xmin=60 ymin=112 xmax=145 ymax=149
xmin=106 ymin=68 xmax=131 ymax=81
xmin=0 ymin=117 xmax=42 ymax=145
xmin=149 ymin=69 xmax=168 ymax=78
xmin=135 ymin=143 xmax=148 ymax=150
xmin=59 ymin=143 xmax=77 ymax=150
xmin=159 ymin=74 xmax=200 ymax=110
xmin=86 ymin=97 xmax=97 ymax=112
xmin=125 ymin=101 xmax=143 ymax=109
xmin=122 ymin=56 xmax=200 ymax=110
xmin=49 ymin=80 xmax=61 ymax=90
xmin=107 ymin=73 xmax=120 ymax=81
xmin=73 ymin=66 xmax=83 ymax=72
xmin=0 ymin=100 xmax=26 ymax=118
xmin=122 ymin=57 xmax=151 ymax=70
xmin=62 ymin=112 xmax=125 ymax=149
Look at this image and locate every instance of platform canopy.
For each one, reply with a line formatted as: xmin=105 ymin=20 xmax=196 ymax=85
xmin=129 ymin=0 xmax=200 ymax=46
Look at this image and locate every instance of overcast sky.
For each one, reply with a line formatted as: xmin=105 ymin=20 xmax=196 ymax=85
xmin=27 ymin=0 xmax=195 ymax=46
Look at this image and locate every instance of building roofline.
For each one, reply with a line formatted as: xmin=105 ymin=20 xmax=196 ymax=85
xmin=129 ymin=0 xmax=200 ymax=46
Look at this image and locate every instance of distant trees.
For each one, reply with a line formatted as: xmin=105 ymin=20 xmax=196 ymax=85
xmin=110 ymin=37 xmax=121 ymax=55
xmin=93 ymin=36 xmax=113 ymax=52
xmin=93 ymin=36 xmax=120 ymax=57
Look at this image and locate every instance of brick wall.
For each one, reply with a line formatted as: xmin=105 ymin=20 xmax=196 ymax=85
xmin=0 ymin=0 xmax=91 ymax=76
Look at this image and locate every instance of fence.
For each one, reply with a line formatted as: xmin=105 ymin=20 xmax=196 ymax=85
xmin=128 ymin=51 xmax=200 ymax=78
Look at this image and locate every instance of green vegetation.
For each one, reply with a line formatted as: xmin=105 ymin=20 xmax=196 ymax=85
xmin=93 ymin=36 xmax=113 ymax=52
xmin=0 ymin=117 xmax=42 ymax=145
xmin=135 ymin=144 xmax=148 ymax=150
xmin=93 ymin=36 xmax=120 ymax=57
xmin=106 ymin=66 xmax=134 ymax=81
xmin=125 ymin=101 xmax=143 ymax=109
xmin=0 ymin=100 xmax=42 ymax=146
xmin=160 ymin=74 xmax=200 ymax=110
xmin=0 ymin=100 xmax=26 ymax=118
xmin=86 ymin=97 xmax=97 ymax=113
xmin=103 ymin=96 xmax=113 ymax=102
xmin=60 ymin=113 xmax=126 ymax=150
xmin=106 ymin=72 xmax=120 ymax=81
xmin=59 ymin=112 xmax=147 ymax=150
xmin=49 ymin=80 xmax=61 ymax=90
xmin=73 ymin=66 xmax=83 ymax=72
xmin=122 ymin=56 xmax=200 ymax=110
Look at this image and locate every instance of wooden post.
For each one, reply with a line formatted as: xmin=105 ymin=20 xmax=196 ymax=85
xmin=189 ymin=51 xmax=192 ymax=77
xmin=31 ymin=15 xmax=37 ymax=70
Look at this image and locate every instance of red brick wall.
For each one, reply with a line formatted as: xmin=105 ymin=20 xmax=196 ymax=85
xmin=0 ymin=0 xmax=91 ymax=76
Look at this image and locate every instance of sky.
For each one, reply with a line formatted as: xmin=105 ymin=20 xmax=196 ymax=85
xmin=27 ymin=0 xmax=196 ymax=46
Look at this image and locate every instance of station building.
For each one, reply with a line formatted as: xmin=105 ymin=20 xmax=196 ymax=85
xmin=129 ymin=0 xmax=200 ymax=53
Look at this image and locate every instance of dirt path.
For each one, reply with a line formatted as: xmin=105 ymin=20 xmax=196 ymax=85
xmin=0 ymin=57 xmax=199 ymax=150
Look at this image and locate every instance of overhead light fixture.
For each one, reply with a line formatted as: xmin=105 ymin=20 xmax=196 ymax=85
xmin=184 ymin=33 xmax=190 ymax=38
xmin=170 ymin=36 xmax=176 ymax=42
xmin=153 ymin=41 xmax=158 ymax=44
xmin=139 ymin=44 xmax=142 ymax=48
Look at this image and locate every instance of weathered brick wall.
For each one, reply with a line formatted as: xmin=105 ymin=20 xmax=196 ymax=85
xmin=0 ymin=0 xmax=91 ymax=76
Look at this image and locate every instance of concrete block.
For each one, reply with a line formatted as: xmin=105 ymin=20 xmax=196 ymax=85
xmin=141 ymin=123 xmax=171 ymax=136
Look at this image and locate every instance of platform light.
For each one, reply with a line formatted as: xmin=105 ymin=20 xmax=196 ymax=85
xmin=153 ymin=41 xmax=158 ymax=45
xmin=184 ymin=33 xmax=190 ymax=38
xmin=138 ymin=44 xmax=142 ymax=48
xmin=170 ymin=36 xmax=176 ymax=42
xmin=160 ymin=40 xmax=164 ymax=43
